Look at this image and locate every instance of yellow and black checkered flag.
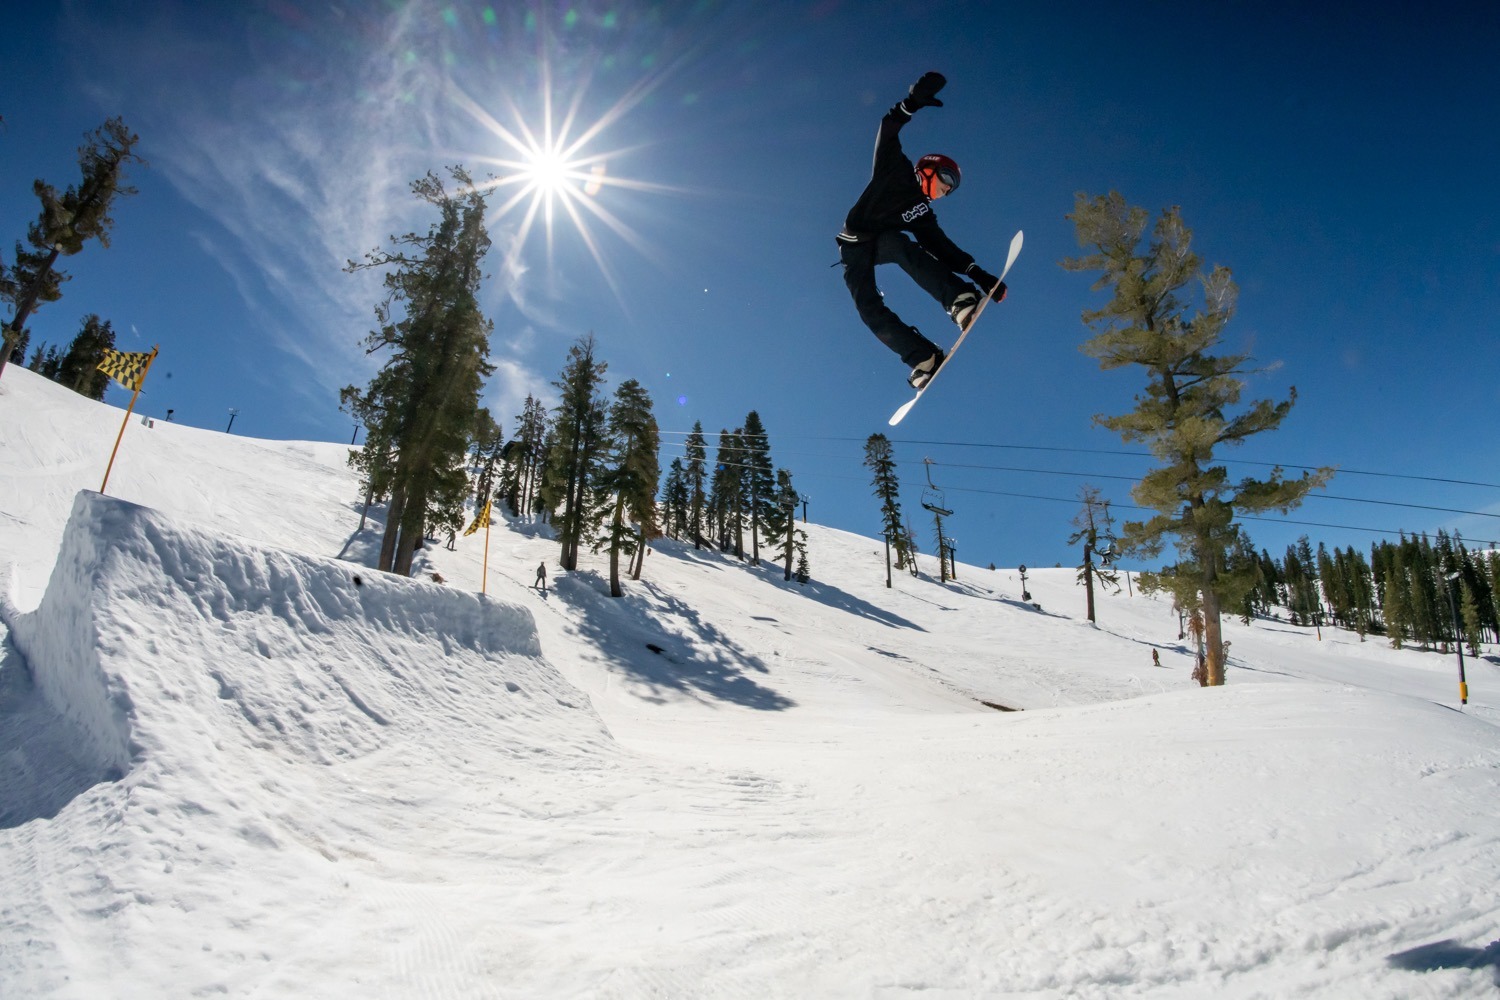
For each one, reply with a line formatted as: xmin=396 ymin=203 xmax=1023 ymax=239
xmin=97 ymin=347 xmax=157 ymax=391
xmin=464 ymin=500 xmax=492 ymax=536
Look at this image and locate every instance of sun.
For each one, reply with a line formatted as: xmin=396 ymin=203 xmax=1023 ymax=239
xmin=444 ymin=71 xmax=674 ymax=302
xmin=522 ymin=146 xmax=571 ymax=195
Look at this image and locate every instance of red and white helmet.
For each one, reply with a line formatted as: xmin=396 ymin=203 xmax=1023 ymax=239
xmin=915 ymin=153 xmax=961 ymax=198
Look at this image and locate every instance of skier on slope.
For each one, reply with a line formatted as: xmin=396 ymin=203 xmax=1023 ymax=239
xmin=837 ymin=71 xmax=1008 ymax=389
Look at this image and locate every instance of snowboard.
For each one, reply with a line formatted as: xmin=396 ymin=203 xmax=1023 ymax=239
xmin=888 ymin=229 xmax=1024 ymax=426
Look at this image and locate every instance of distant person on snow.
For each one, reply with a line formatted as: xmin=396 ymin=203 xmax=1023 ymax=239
xmin=535 ymin=561 xmax=547 ymax=594
xmin=837 ymin=71 xmax=1007 ymax=390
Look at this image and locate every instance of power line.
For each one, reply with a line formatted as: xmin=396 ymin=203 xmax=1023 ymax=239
xmin=656 ymin=429 xmax=1500 ymax=490
xmin=939 ymin=484 xmax=1500 ymax=548
xmin=656 ymin=442 xmax=1500 ymax=547
xmin=659 ymin=441 xmax=1500 ymax=521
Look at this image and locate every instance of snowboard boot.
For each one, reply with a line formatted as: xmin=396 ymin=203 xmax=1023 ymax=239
xmin=908 ymin=347 xmax=946 ymax=390
xmin=947 ymin=288 xmax=980 ymax=329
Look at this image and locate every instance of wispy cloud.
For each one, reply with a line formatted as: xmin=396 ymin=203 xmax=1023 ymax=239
xmin=63 ymin=0 xmax=697 ymax=430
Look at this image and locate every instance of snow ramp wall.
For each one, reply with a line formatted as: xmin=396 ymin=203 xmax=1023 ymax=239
xmin=4 ymin=490 xmax=608 ymax=782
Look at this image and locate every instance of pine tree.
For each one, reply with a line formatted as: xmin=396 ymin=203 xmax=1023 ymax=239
xmin=1282 ymin=537 xmax=1321 ymax=628
xmin=2 ymin=118 xmax=144 ymax=378
xmin=504 ymin=395 xmax=548 ymax=518
xmin=864 ymin=433 xmax=910 ymax=587
xmin=49 ymin=314 xmax=115 ymax=399
xmin=338 ymin=384 xmax=389 ymax=533
xmin=740 ymin=411 xmax=776 ymax=566
xmin=903 ymin=516 xmax=922 ymax=577
xmin=684 ymin=421 xmax=708 ymax=549
xmin=1384 ymin=565 xmax=1409 ymax=649
xmin=931 ymin=505 xmax=950 ymax=584
xmin=767 ymin=468 xmax=804 ymax=582
xmin=343 ymin=167 xmax=494 ymax=575
xmin=27 ymin=342 xmax=61 ymax=380
xmin=544 ymin=334 xmax=610 ymax=571
xmin=1068 ymin=485 xmax=1120 ymax=623
xmin=660 ymin=458 xmax=688 ymax=540
xmin=1064 ymin=191 xmax=1333 ymax=686
xmin=596 ymin=378 xmax=659 ymax=597
xmin=1458 ymin=581 xmax=1482 ymax=657
xmin=709 ymin=428 xmax=746 ymax=557
xmin=1228 ymin=535 xmax=1263 ymax=625
xmin=1345 ymin=546 xmax=1376 ymax=640
xmin=469 ymin=407 xmax=503 ymax=509
xmin=1406 ymin=534 xmax=1440 ymax=648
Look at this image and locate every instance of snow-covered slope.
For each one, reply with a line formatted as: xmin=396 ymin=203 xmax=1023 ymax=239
xmin=2 ymin=366 xmax=1498 ymax=997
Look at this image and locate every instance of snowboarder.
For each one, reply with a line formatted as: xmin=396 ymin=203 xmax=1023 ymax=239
xmin=837 ymin=71 xmax=1008 ymax=390
xmin=535 ymin=561 xmax=547 ymax=594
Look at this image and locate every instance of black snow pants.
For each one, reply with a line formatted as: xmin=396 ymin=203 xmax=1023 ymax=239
xmin=839 ymin=230 xmax=971 ymax=367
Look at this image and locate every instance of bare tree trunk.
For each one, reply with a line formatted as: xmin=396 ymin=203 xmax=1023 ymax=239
xmin=1203 ymin=587 xmax=1227 ymax=686
xmin=1083 ymin=542 xmax=1097 ymax=623
xmin=630 ymin=526 xmax=646 ymax=581
xmin=380 ymin=486 xmax=406 ymax=572
xmin=608 ymin=496 xmax=625 ymax=597
xmin=393 ymin=490 xmax=426 ymax=577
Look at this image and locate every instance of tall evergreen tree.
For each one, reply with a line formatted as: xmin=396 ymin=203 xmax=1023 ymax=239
xmin=47 ymin=314 xmax=115 ymax=399
xmin=1064 ymin=191 xmax=1333 ymax=685
xmin=769 ymin=468 xmax=808 ymax=583
xmin=740 ymin=410 xmax=776 ymax=566
xmin=27 ymin=342 xmax=61 ymax=379
xmin=930 ymin=505 xmax=951 ymax=584
xmin=544 ymin=334 xmax=611 ymax=571
xmin=338 ymin=384 xmax=389 ymax=533
xmin=864 ymin=433 xmax=911 ymax=587
xmin=344 ymin=167 xmax=494 ymax=575
xmin=660 ymin=458 xmax=689 ymax=540
xmin=709 ymin=428 xmax=746 ymax=557
xmin=594 ymin=379 xmax=659 ymax=596
xmin=503 ymin=395 xmax=548 ymax=517
xmin=1384 ymin=563 xmax=1410 ymax=649
xmin=684 ymin=421 xmax=708 ymax=549
xmin=2 ymin=118 xmax=144 ymax=378
xmin=469 ymin=407 xmax=503 ymax=508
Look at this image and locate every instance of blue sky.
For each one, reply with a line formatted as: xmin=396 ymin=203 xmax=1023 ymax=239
xmin=3 ymin=0 xmax=1498 ymax=572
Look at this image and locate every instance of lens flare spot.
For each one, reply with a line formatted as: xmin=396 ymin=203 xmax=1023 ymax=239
xmin=584 ymin=162 xmax=606 ymax=196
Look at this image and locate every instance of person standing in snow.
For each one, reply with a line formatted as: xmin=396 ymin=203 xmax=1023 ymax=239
xmin=535 ymin=561 xmax=547 ymax=594
xmin=837 ymin=71 xmax=1008 ymax=390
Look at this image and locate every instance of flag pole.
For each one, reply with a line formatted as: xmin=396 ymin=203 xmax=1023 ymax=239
xmin=100 ymin=346 xmax=157 ymax=495
xmin=481 ymin=514 xmax=491 ymax=595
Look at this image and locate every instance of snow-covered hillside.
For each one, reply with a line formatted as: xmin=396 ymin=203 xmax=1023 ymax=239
xmin=2 ymin=366 xmax=1497 ymax=997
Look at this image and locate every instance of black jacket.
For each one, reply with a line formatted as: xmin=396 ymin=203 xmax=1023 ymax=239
xmin=839 ymin=101 xmax=975 ymax=274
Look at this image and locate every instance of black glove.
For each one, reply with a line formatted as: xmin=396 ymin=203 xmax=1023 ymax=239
xmin=967 ymin=264 xmax=1007 ymax=302
xmin=905 ymin=71 xmax=946 ymax=111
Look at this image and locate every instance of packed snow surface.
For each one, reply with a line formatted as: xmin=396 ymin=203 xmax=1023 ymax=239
xmin=1 ymin=366 xmax=1497 ymax=997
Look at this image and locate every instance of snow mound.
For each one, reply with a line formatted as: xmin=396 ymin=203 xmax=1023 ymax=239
xmin=2 ymin=490 xmax=611 ymax=824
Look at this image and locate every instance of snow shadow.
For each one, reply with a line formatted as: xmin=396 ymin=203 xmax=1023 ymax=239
xmin=668 ymin=543 xmax=923 ymax=631
xmin=1387 ymin=937 xmax=1500 ymax=985
xmin=792 ymin=576 xmax=924 ymax=630
xmin=553 ymin=572 xmax=795 ymax=711
xmin=0 ymin=637 xmax=119 ymax=829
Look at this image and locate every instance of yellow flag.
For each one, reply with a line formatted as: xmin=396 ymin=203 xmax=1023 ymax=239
xmin=464 ymin=500 xmax=491 ymax=536
xmin=96 ymin=347 xmax=156 ymax=391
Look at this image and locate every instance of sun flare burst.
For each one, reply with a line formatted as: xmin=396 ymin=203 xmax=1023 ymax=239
xmin=446 ymin=69 xmax=675 ymax=304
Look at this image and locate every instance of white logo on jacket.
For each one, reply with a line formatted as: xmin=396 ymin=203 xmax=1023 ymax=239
xmin=901 ymin=202 xmax=930 ymax=224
